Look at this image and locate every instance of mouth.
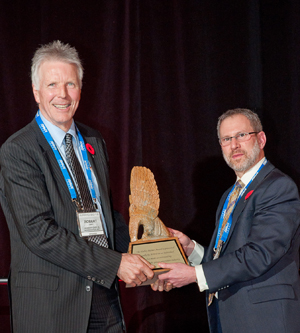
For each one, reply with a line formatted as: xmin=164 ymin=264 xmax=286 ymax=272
xmin=53 ymin=104 xmax=71 ymax=110
xmin=231 ymin=151 xmax=245 ymax=160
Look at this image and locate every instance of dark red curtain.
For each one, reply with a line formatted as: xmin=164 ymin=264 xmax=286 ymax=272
xmin=1 ymin=1 xmax=300 ymax=332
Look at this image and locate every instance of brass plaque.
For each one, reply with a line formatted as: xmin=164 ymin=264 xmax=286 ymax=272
xmin=127 ymin=237 xmax=188 ymax=287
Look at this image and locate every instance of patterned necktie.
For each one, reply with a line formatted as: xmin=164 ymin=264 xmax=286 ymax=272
xmin=65 ymin=133 xmax=108 ymax=248
xmin=208 ymin=179 xmax=244 ymax=306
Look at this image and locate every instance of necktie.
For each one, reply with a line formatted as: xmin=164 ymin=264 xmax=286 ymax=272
xmin=208 ymin=179 xmax=244 ymax=306
xmin=65 ymin=133 xmax=108 ymax=248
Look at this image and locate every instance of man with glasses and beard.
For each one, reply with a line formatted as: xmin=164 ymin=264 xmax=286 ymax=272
xmin=157 ymin=109 xmax=300 ymax=333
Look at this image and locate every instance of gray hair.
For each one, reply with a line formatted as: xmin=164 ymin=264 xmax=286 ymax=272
xmin=31 ymin=40 xmax=83 ymax=89
xmin=217 ymin=108 xmax=263 ymax=138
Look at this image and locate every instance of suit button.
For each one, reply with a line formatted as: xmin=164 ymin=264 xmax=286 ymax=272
xmin=86 ymin=286 xmax=91 ymax=292
xmin=87 ymin=276 xmax=91 ymax=280
xmin=92 ymin=277 xmax=96 ymax=281
xmin=100 ymin=280 xmax=104 ymax=285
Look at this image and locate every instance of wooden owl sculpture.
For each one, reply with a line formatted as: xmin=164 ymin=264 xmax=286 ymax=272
xmin=129 ymin=166 xmax=171 ymax=242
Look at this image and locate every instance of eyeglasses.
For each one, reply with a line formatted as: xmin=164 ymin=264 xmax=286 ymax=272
xmin=219 ymin=132 xmax=259 ymax=147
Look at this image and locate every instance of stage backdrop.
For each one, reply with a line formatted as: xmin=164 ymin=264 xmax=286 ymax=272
xmin=0 ymin=1 xmax=300 ymax=332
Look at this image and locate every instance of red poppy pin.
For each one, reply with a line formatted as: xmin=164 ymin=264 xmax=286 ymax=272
xmin=245 ymin=190 xmax=254 ymax=200
xmin=86 ymin=143 xmax=95 ymax=155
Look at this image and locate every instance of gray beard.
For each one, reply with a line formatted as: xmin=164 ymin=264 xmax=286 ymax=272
xmin=223 ymin=140 xmax=261 ymax=173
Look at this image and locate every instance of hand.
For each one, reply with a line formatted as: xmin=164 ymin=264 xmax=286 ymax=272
xmin=168 ymin=228 xmax=195 ymax=257
xmin=117 ymin=253 xmax=155 ymax=287
xmin=151 ymin=278 xmax=173 ymax=292
xmin=157 ymin=262 xmax=196 ymax=288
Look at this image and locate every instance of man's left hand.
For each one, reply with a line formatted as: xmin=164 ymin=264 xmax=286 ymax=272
xmin=157 ymin=263 xmax=196 ymax=288
xmin=151 ymin=279 xmax=173 ymax=292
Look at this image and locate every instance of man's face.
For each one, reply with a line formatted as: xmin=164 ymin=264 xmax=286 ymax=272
xmin=32 ymin=61 xmax=81 ymax=132
xmin=219 ymin=114 xmax=266 ymax=177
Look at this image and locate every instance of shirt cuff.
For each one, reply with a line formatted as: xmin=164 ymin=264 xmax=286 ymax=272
xmin=195 ymin=264 xmax=209 ymax=292
xmin=188 ymin=240 xmax=204 ymax=266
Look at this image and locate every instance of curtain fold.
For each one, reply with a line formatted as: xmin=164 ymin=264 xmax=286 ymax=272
xmin=0 ymin=1 xmax=299 ymax=332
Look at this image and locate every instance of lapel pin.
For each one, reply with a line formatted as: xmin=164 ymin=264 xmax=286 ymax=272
xmin=245 ymin=190 xmax=254 ymax=200
xmin=86 ymin=143 xmax=95 ymax=156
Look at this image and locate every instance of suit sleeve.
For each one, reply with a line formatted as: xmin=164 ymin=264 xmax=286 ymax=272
xmin=0 ymin=138 xmax=122 ymax=289
xmin=202 ymin=171 xmax=300 ymax=293
xmin=113 ymin=210 xmax=130 ymax=253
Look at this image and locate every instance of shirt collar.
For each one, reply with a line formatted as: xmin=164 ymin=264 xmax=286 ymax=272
xmin=238 ymin=157 xmax=267 ymax=185
xmin=39 ymin=112 xmax=77 ymax=149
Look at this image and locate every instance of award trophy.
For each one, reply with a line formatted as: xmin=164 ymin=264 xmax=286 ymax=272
xmin=127 ymin=166 xmax=188 ymax=287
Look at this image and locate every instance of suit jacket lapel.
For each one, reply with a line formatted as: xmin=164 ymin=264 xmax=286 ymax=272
xmin=220 ymin=161 xmax=275 ymax=254
xmin=205 ymin=188 xmax=232 ymax=261
xmin=81 ymin=135 xmax=115 ymax=245
xmin=30 ymin=119 xmax=74 ymax=204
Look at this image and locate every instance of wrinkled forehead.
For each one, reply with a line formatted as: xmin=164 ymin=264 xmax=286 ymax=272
xmin=219 ymin=114 xmax=253 ymax=137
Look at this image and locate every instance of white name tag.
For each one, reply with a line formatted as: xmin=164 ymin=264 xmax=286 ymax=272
xmin=77 ymin=211 xmax=105 ymax=237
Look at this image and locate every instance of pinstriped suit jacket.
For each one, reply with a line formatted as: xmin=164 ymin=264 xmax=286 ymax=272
xmin=0 ymin=118 xmax=130 ymax=333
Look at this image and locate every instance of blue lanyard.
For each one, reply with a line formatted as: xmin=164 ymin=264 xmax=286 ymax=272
xmin=214 ymin=159 xmax=267 ymax=249
xmin=35 ymin=111 xmax=96 ymax=203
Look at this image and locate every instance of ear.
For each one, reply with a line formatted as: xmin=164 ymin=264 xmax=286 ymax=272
xmin=32 ymin=84 xmax=40 ymax=104
xmin=257 ymin=131 xmax=266 ymax=149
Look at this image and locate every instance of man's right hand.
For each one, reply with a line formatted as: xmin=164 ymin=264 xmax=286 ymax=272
xmin=168 ymin=228 xmax=195 ymax=257
xmin=117 ymin=253 xmax=155 ymax=287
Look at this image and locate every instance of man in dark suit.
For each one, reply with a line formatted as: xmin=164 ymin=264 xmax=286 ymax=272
xmin=0 ymin=40 xmax=156 ymax=332
xmin=158 ymin=109 xmax=300 ymax=333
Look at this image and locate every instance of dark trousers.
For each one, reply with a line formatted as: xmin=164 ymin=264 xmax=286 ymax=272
xmin=215 ymin=299 xmax=223 ymax=333
xmin=207 ymin=297 xmax=223 ymax=333
xmin=87 ymin=283 xmax=124 ymax=333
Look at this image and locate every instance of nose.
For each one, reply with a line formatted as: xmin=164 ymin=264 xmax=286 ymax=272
xmin=58 ymin=85 xmax=68 ymax=98
xmin=230 ymin=137 xmax=240 ymax=149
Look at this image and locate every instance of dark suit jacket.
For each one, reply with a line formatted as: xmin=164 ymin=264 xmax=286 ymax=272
xmin=0 ymin=118 xmax=130 ymax=333
xmin=202 ymin=161 xmax=300 ymax=333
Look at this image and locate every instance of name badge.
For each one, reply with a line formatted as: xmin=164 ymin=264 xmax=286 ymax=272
xmin=77 ymin=211 xmax=105 ymax=237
